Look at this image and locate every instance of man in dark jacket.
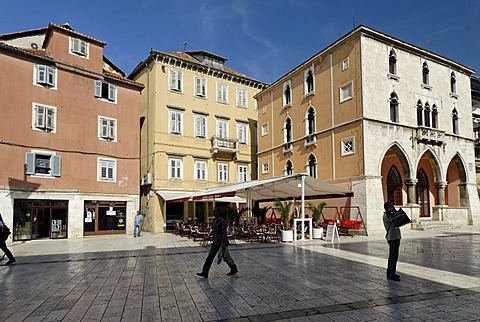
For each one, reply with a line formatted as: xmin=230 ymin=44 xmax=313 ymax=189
xmin=197 ymin=207 xmax=238 ymax=278
xmin=0 ymin=214 xmax=15 ymax=265
xmin=383 ymin=202 xmax=401 ymax=281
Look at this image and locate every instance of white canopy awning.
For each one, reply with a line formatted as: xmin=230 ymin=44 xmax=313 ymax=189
xmin=155 ymin=190 xmax=192 ymax=203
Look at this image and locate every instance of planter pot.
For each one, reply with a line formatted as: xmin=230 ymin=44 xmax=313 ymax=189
xmin=313 ymin=227 xmax=324 ymax=239
xmin=281 ymin=229 xmax=294 ymax=242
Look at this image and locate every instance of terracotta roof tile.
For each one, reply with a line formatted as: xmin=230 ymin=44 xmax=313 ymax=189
xmin=104 ymin=70 xmax=144 ymax=87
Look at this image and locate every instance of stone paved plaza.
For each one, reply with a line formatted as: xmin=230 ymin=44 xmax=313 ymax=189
xmin=0 ymin=227 xmax=480 ymax=321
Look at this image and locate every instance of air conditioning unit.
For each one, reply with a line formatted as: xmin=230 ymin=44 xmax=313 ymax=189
xmin=144 ymin=172 xmax=153 ymax=185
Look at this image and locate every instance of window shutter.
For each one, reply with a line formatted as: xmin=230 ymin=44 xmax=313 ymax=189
xmin=201 ymin=117 xmax=206 ymax=138
xmin=94 ymin=80 xmax=102 ymax=97
xmin=25 ymin=152 xmax=35 ymax=174
xmin=201 ymin=79 xmax=206 ymax=96
xmin=101 ymin=119 xmax=108 ymax=137
xmin=170 ymin=112 xmax=176 ymax=133
xmin=170 ymin=71 xmax=176 ymax=90
xmin=72 ymin=38 xmax=79 ymax=53
xmin=46 ymin=108 xmax=54 ymax=130
xmin=108 ymin=84 xmax=116 ymax=101
xmin=109 ymin=120 xmax=116 ymax=139
xmin=51 ymin=155 xmax=61 ymax=177
xmin=177 ymin=72 xmax=182 ymax=91
xmin=47 ymin=66 xmax=56 ymax=87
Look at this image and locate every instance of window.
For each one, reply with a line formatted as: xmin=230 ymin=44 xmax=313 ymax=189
xmin=387 ymin=165 xmax=403 ymax=205
xmin=169 ymin=110 xmax=183 ymax=135
xmin=416 ymin=100 xmax=423 ymax=126
xmin=450 ymin=72 xmax=456 ymax=94
xmin=341 ymin=137 xmax=355 ymax=156
xmin=194 ymin=76 xmax=206 ymax=97
xmin=452 ymin=108 xmax=459 ymax=135
xmin=169 ymin=70 xmax=183 ymax=92
xmin=236 ymin=88 xmax=247 ymax=108
xmin=389 ymin=49 xmax=397 ymax=75
xmin=194 ymin=114 xmax=207 ymax=138
xmin=217 ymin=82 xmax=228 ymax=103
xmin=422 ymin=62 xmax=429 ymax=85
xmin=284 ymin=117 xmax=292 ymax=143
xmin=216 ymin=119 xmax=228 ymax=142
xmin=283 ymin=80 xmax=291 ymax=106
xmin=342 ymin=58 xmax=349 ymax=71
xmin=35 ymin=64 xmax=56 ymax=88
xmin=339 ymin=81 xmax=353 ymax=102
xmin=70 ymin=37 xmax=88 ymax=57
xmin=424 ymin=103 xmax=431 ymax=128
xmin=238 ymin=165 xmax=248 ymax=183
xmin=307 ymin=154 xmax=317 ymax=178
xmin=98 ymin=116 xmax=116 ymax=141
xmin=306 ymin=106 xmax=315 ymax=135
xmin=25 ymin=152 xmax=61 ymax=177
xmin=304 ymin=66 xmax=315 ymax=95
xmin=285 ymin=160 xmax=293 ymax=175
xmin=33 ymin=104 xmax=56 ymax=132
xmin=389 ymin=92 xmax=399 ymax=123
xmin=262 ymin=106 xmax=267 ymax=114
xmin=94 ymin=80 xmax=117 ymax=102
xmin=237 ymin=122 xmax=248 ymax=144
xmin=169 ymin=158 xmax=183 ymax=179
xmin=262 ymin=162 xmax=269 ymax=174
xmin=261 ymin=123 xmax=268 ymax=136
xmin=98 ymin=158 xmax=116 ymax=181
xmin=432 ymin=105 xmax=438 ymax=129
xmin=194 ymin=161 xmax=207 ymax=181
xmin=217 ymin=163 xmax=228 ymax=182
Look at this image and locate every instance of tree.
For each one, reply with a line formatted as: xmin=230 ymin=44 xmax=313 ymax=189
xmin=274 ymin=199 xmax=293 ymax=231
xmin=308 ymin=201 xmax=327 ymax=227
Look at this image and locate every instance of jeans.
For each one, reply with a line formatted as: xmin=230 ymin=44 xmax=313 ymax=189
xmin=134 ymin=224 xmax=141 ymax=237
xmin=201 ymin=244 xmax=236 ymax=274
xmin=387 ymin=239 xmax=400 ymax=277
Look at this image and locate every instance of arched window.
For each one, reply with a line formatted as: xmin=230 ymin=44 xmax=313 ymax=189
xmin=307 ymin=106 xmax=315 ymax=135
xmin=307 ymin=154 xmax=317 ymax=178
xmin=389 ymin=49 xmax=397 ymax=75
xmin=284 ymin=117 xmax=292 ymax=143
xmin=424 ymin=102 xmax=431 ymax=128
xmin=285 ymin=160 xmax=293 ymax=175
xmin=452 ymin=108 xmax=459 ymax=135
xmin=389 ymin=92 xmax=399 ymax=122
xmin=387 ymin=165 xmax=403 ymax=205
xmin=416 ymin=100 xmax=423 ymax=126
xmin=450 ymin=72 xmax=456 ymax=94
xmin=422 ymin=62 xmax=429 ymax=85
xmin=432 ymin=104 xmax=438 ymax=129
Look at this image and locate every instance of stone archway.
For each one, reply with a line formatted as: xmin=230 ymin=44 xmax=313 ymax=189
xmin=415 ymin=149 xmax=442 ymax=218
xmin=446 ymin=154 xmax=468 ymax=207
xmin=380 ymin=144 xmax=411 ymax=206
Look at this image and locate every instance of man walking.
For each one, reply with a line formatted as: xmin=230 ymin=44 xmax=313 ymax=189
xmin=134 ymin=211 xmax=143 ymax=237
xmin=197 ymin=207 xmax=238 ymax=278
xmin=383 ymin=201 xmax=401 ymax=281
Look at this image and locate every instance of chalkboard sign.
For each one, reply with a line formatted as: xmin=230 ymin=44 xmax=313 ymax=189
xmin=325 ymin=223 xmax=340 ymax=242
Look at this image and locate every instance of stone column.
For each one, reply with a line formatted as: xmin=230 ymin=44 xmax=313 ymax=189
xmin=405 ymin=178 xmax=418 ymax=204
xmin=435 ymin=181 xmax=447 ymax=206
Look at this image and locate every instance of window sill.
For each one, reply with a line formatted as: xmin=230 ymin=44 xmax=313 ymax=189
xmin=194 ymin=94 xmax=207 ymax=99
xmin=421 ymin=84 xmax=432 ymax=90
xmin=303 ymin=91 xmax=315 ymax=99
xmin=283 ymin=103 xmax=292 ymax=109
xmin=387 ymin=73 xmax=400 ymax=81
xmin=450 ymin=93 xmax=459 ymax=99
xmin=340 ymin=96 xmax=353 ymax=103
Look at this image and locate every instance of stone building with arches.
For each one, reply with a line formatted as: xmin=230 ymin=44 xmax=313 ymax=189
xmin=255 ymin=25 xmax=480 ymax=233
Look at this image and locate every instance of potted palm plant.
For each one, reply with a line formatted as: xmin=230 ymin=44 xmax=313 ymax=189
xmin=308 ymin=201 xmax=326 ymax=239
xmin=274 ymin=199 xmax=293 ymax=242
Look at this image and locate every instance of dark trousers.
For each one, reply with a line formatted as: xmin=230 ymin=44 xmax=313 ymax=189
xmin=201 ymin=244 xmax=236 ymax=274
xmin=387 ymin=239 xmax=400 ymax=277
xmin=0 ymin=240 xmax=14 ymax=261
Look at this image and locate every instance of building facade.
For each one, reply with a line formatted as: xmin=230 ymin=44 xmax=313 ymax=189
xmin=129 ymin=50 xmax=266 ymax=232
xmin=255 ymin=25 xmax=480 ymax=233
xmin=0 ymin=23 xmax=143 ymax=240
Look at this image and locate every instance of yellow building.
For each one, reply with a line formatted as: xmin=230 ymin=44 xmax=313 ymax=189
xmin=129 ymin=50 xmax=266 ymax=232
xmin=255 ymin=25 xmax=480 ymax=233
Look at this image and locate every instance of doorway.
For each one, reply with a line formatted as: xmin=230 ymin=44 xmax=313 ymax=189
xmin=417 ymin=169 xmax=430 ymax=218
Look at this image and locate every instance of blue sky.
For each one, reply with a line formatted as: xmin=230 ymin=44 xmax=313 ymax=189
xmin=1 ymin=0 xmax=479 ymax=84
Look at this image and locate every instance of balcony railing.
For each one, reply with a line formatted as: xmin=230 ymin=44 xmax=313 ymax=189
xmin=283 ymin=142 xmax=292 ymax=153
xmin=304 ymin=134 xmax=317 ymax=147
xmin=210 ymin=136 xmax=238 ymax=157
xmin=416 ymin=127 xmax=445 ymax=145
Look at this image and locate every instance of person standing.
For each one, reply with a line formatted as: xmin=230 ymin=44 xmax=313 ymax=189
xmin=197 ymin=207 xmax=238 ymax=278
xmin=134 ymin=211 xmax=143 ymax=237
xmin=0 ymin=214 xmax=15 ymax=265
xmin=383 ymin=201 xmax=401 ymax=281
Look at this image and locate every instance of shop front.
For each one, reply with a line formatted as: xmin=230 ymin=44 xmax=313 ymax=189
xmin=84 ymin=201 xmax=126 ymax=236
xmin=13 ymin=199 xmax=68 ymax=241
